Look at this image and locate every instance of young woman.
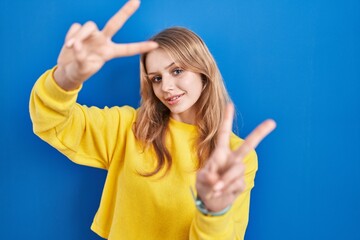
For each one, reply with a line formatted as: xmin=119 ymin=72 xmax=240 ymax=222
xmin=29 ymin=1 xmax=276 ymax=239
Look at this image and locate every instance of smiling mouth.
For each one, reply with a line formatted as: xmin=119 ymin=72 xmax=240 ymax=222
xmin=165 ymin=93 xmax=185 ymax=105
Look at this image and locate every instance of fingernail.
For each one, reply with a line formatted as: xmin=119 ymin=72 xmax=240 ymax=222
xmin=66 ymin=38 xmax=74 ymax=48
xmin=213 ymin=181 xmax=224 ymax=191
xmin=150 ymin=41 xmax=158 ymax=48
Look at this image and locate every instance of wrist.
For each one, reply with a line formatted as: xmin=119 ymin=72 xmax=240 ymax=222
xmin=195 ymin=196 xmax=232 ymax=217
xmin=53 ymin=66 xmax=81 ymax=91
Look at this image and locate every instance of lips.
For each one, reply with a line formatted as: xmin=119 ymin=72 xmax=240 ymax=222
xmin=165 ymin=93 xmax=185 ymax=105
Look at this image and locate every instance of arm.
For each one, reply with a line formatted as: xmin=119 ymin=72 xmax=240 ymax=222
xmin=29 ymin=0 xmax=157 ymax=168
xmin=193 ymin=104 xmax=276 ymax=239
xmin=29 ymin=67 xmax=136 ymax=169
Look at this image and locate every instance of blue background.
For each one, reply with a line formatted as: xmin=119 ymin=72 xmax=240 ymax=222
xmin=1 ymin=0 xmax=359 ymax=239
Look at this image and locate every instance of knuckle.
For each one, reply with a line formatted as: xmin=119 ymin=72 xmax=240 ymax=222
xmin=85 ymin=21 xmax=97 ymax=29
xmin=239 ymin=180 xmax=246 ymax=190
xmin=71 ymin=22 xmax=81 ymax=28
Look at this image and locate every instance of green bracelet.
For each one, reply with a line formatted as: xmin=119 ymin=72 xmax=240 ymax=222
xmin=190 ymin=187 xmax=232 ymax=217
xmin=195 ymin=196 xmax=232 ymax=216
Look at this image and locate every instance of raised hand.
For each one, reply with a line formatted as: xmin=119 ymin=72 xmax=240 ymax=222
xmin=54 ymin=0 xmax=158 ymax=91
xmin=196 ymin=104 xmax=276 ymax=212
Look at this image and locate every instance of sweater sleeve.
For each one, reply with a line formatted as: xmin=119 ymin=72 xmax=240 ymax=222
xmin=29 ymin=67 xmax=136 ymax=170
xmin=189 ymin=136 xmax=258 ymax=240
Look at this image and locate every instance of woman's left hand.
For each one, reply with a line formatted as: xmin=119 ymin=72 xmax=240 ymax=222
xmin=196 ymin=103 xmax=276 ymax=212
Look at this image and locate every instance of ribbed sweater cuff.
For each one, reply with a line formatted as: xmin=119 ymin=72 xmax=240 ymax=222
xmin=194 ymin=209 xmax=233 ymax=235
xmin=43 ymin=66 xmax=82 ymax=103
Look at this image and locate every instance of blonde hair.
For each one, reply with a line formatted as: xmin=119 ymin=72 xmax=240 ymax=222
xmin=134 ymin=27 xmax=231 ymax=176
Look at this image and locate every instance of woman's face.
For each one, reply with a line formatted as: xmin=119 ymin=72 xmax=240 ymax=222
xmin=146 ymin=48 xmax=203 ymax=124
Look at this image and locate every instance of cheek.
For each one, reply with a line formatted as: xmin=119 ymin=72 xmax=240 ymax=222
xmin=187 ymin=78 xmax=204 ymax=96
xmin=179 ymin=73 xmax=203 ymax=91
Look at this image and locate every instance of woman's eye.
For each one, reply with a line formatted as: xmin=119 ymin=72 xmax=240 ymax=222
xmin=151 ymin=76 xmax=162 ymax=83
xmin=173 ymin=68 xmax=183 ymax=75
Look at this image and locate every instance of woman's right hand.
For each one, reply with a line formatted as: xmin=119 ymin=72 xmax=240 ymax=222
xmin=54 ymin=0 xmax=158 ymax=91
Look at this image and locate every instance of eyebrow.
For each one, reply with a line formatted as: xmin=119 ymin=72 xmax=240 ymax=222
xmin=147 ymin=62 xmax=176 ymax=76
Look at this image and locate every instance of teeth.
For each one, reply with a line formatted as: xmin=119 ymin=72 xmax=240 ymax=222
xmin=168 ymin=95 xmax=180 ymax=101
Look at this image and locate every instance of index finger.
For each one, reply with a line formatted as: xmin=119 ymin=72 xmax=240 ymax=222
xmin=235 ymin=119 xmax=276 ymax=158
xmin=216 ymin=103 xmax=235 ymax=149
xmin=102 ymin=0 xmax=140 ymax=38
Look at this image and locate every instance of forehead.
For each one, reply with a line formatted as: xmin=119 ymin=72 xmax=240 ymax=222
xmin=145 ymin=48 xmax=176 ymax=73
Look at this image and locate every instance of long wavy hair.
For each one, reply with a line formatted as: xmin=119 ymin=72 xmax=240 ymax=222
xmin=134 ymin=27 xmax=231 ymax=177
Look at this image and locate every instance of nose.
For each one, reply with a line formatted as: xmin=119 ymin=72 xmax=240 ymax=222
xmin=161 ymin=74 xmax=175 ymax=92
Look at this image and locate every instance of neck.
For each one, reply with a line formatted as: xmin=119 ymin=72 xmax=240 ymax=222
xmin=171 ymin=112 xmax=196 ymax=125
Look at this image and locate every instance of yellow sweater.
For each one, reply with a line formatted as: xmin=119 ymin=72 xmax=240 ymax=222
xmin=29 ymin=68 xmax=258 ymax=240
